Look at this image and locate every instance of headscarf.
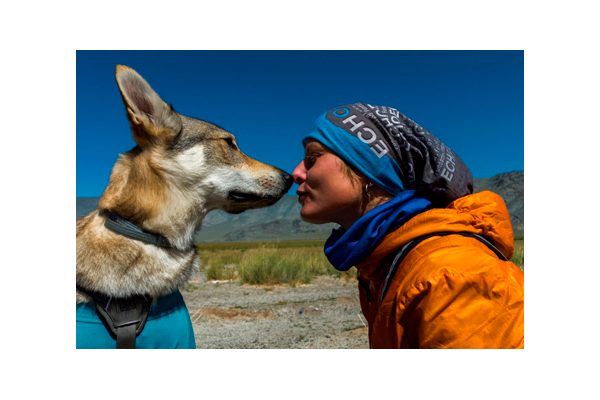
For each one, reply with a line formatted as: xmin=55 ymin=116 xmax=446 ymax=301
xmin=303 ymin=103 xmax=473 ymax=208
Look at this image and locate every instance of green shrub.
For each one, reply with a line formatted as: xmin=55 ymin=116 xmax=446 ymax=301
xmin=197 ymin=242 xmax=340 ymax=286
xmin=510 ymin=246 xmax=525 ymax=271
xmin=201 ymin=249 xmax=242 ymax=280
xmin=238 ymin=246 xmax=336 ymax=286
xmin=511 ymin=240 xmax=524 ymax=271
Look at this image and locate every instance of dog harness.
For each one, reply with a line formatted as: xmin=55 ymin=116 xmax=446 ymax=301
xmin=76 ymin=210 xmax=196 ymax=349
xmin=76 ymin=284 xmax=153 ymax=349
xmin=76 ymin=289 xmax=196 ymax=349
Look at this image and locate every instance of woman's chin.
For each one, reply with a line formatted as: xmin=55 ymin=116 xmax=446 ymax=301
xmin=300 ymin=208 xmax=324 ymax=225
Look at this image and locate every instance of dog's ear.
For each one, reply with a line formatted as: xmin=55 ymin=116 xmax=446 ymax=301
xmin=115 ymin=65 xmax=181 ymax=148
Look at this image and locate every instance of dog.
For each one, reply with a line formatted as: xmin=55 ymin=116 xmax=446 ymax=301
xmin=76 ymin=65 xmax=292 ymax=348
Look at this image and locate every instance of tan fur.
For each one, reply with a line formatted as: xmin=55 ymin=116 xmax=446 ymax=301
xmin=77 ymin=65 xmax=292 ymax=303
xmin=99 ymin=148 xmax=168 ymax=224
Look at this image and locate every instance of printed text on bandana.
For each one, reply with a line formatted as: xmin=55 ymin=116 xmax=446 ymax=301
xmin=329 ymin=107 xmax=390 ymax=158
xmin=326 ymin=103 xmax=467 ymax=192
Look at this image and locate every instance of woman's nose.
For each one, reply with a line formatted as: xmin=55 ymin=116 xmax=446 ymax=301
xmin=292 ymin=160 xmax=306 ymax=185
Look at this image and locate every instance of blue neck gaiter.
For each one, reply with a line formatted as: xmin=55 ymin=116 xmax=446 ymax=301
xmin=324 ymin=190 xmax=432 ymax=271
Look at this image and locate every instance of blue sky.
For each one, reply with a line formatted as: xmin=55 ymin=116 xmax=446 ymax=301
xmin=77 ymin=50 xmax=523 ymax=198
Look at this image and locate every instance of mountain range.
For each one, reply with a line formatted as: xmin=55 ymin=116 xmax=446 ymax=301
xmin=76 ymin=171 xmax=524 ymax=242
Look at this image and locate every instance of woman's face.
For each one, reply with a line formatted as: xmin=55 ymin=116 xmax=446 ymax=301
xmin=292 ymin=139 xmax=365 ymax=230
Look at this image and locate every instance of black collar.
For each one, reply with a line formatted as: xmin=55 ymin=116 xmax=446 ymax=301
xmin=103 ymin=210 xmax=174 ymax=249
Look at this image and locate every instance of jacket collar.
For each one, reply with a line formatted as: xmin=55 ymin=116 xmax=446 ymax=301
xmin=355 ymin=191 xmax=514 ymax=282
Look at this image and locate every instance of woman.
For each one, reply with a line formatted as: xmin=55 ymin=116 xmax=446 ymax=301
xmin=292 ymin=103 xmax=524 ymax=349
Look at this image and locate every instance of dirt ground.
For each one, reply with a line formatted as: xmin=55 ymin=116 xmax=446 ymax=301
xmin=181 ymin=272 xmax=369 ymax=349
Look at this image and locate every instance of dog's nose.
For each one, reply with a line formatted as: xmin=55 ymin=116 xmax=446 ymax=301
xmin=282 ymin=171 xmax=293 ymax=188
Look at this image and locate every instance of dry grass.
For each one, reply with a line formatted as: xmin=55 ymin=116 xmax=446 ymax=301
xmin=512 ymin=237 xmax=525 ymax=271
xmin=197 ymin=241 xmax=353 ymax=286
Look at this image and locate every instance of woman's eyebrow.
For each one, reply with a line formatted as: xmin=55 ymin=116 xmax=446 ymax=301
xmin=305 ymin=142 xmax=324 ymax=154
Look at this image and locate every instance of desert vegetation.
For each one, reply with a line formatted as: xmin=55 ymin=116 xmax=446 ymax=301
xmin=513 ymin=235 xmax=524 ymax=271
xmin=196 ymin=241 xmax=352 ymax=286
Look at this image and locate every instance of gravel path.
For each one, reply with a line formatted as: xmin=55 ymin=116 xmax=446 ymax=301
xmin=181 ymin=273 xmax=369 ymax=349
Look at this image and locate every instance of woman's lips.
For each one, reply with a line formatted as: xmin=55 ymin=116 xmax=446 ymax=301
xmin=296 ymin=191 xmax=308 ymax=204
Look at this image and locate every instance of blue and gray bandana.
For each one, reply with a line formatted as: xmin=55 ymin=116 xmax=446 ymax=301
xmin=303 ymin=103 xmax=473 ymax=207
xmin=303 ymin=103 xmax=473 ymax=271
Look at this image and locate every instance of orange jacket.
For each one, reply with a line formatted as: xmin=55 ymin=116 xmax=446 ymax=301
xmin=356 ymin=191 xmax=524 ymax=349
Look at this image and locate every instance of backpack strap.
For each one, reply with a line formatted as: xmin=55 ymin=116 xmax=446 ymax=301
xmin=379 ymin=232 xmax=509 ymax=304
xmin=77 ymin=285 xmax=153 ymax=349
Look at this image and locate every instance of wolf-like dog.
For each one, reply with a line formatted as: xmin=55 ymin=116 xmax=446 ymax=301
xmin=76 ymin=65 xmax=292 ymax=348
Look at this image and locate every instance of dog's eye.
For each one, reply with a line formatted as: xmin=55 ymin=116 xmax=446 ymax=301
xmin=223 ymin=138 xmax=237 ymax=150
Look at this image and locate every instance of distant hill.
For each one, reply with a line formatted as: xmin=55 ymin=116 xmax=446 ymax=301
xmin=473 ymin=171 xmax=524 ymax=234
xmin=194 ymin=197 xmax=338 ymax=242
xmin=76 ymin=197 xmax=102 ymax=220
xmin=76 ymin=171 xmax=524 ymax=242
